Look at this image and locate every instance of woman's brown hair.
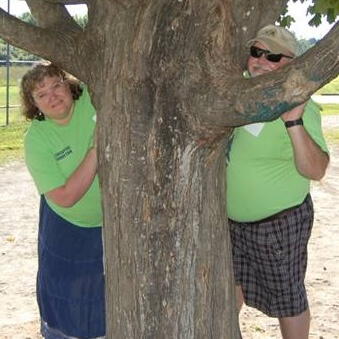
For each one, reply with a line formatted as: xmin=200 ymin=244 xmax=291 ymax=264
xmin=20 ymin=62 xmax=83 ymax=121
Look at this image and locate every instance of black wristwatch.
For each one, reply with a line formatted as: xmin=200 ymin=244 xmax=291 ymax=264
xmin=285 ymin=118 xmax=303 ymax=128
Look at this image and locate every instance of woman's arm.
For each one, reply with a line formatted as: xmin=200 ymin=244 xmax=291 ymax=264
xmin=46 ymin=147 xmax=97 ymax=207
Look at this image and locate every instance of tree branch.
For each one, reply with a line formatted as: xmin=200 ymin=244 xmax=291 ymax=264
xmin=206 ymin=22 xmax=339 ymax=128
xmin=26 ymin=0 xmax=82 ymax=32
xmin=46 ymin=0 xmax=88 ymax=4
xmin=0 ymin=9 xmax=80 ymax=69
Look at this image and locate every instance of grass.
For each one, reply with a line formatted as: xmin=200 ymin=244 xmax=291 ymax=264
xmin=320 ymin=104 xmax=339 ymax=116
xmin=325 ymin=130 xmax=339 ymax=144
xmin=0 ymin=75 xmax=338 ymax=165
xmin=0 ymin=86 xmax=20 ymax=105
xmin=0 ymin=120 xmax=28 ymax=165
xmin=0 ymin=65 xmax=32 ymax=87
xmin=316 ymin=75 xmax=339 ymax=95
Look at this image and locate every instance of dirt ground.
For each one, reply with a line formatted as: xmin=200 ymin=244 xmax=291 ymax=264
xmin=0 ymin=116 xmax=338 ymax=339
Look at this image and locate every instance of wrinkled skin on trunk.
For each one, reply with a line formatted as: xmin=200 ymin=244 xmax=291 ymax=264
xmin=0 ymin=1 xmax=338 ymax=337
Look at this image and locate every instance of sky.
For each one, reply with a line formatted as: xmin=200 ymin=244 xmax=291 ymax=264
xmin=287 ymin=0 xmax=337 ymax=39
xmin=0 ymin=0 xmax=337 ymax=40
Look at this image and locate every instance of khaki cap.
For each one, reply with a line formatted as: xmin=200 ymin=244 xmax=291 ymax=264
xmin=248 ymin=25 xmax=297 ymax=57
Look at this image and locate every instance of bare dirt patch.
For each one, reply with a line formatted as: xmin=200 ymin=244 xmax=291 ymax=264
xmin=0 ymin=161 xmax=40 ymax=339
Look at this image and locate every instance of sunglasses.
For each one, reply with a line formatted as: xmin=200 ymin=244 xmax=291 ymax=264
xmin=250 ymin=46 xmax=293 ymax=63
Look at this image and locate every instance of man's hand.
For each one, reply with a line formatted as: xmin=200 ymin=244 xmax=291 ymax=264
xmin=281 ymin=102 xmax=307 ymax=122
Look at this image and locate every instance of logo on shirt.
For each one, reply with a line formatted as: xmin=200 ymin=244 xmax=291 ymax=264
xmin=54 ymin=146 xmax=73 ymax=161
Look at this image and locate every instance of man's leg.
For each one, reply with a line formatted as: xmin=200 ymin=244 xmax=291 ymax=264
xmin=278 ymin=308 xmax=310 ymax=339
xmin=235 ymin=285 xmax=244 ymax=313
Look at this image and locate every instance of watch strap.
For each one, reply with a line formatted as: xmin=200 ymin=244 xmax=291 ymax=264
xmin=285 ymin=118 xmax=303 ymax=128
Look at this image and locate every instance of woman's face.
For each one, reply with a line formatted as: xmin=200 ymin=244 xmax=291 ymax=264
xmin=32 ymin=75 xmax=74 ymax=125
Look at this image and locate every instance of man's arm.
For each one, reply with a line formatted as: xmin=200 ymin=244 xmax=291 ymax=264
xmin=287 ymin=126 xmax=329 ymax=180
xmin=282 ymin=104 xmax=329 ymax=181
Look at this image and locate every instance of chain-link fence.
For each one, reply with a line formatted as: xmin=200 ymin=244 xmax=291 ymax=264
xmin=0 ymin=59 xmax=39 ymax=126
xmin=0 ymin=0 xmax=40 ymax=126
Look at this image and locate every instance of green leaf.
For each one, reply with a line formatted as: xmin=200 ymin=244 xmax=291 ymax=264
xmin=308 ymin=12 xmax=323 ymax=26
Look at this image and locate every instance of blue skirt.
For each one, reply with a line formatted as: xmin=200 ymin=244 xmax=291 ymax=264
xmin=37 ymin=196 xmax=105 ymax=338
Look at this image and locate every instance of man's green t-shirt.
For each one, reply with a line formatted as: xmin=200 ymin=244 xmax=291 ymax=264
xmin=226 ymin=99 xmax=328 ymax=222
xmin=24 ymin=86 xmax=102 ymax=227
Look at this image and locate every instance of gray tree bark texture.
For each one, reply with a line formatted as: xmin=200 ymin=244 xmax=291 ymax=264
xmin=0 ymin=1 xmax=338 ymax=338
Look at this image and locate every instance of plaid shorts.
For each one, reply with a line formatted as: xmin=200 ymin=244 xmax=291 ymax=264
xmin=229 ymin=194 xmax=314 ymax=318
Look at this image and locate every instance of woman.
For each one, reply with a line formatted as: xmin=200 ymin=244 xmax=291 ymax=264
xmin=21 ymin=62 xmax=105 ymax=339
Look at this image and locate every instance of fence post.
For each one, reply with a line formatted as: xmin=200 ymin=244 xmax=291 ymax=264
xmin=6 ymin=43 xmax=10 ymax=126
xmin=5 ymin=0 xmax=10 ymax=125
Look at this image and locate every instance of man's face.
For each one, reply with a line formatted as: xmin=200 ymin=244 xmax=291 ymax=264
xmin=247 ymin=42 xmax=292 ymax=77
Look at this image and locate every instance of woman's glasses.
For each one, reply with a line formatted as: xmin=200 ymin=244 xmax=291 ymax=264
xmin=32 ymin=79 xmax=66 ymax=103
xmin=250 ymin=46 xmax=293 ymax=63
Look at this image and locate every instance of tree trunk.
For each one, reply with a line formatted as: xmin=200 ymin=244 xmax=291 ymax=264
xmin=98 ymin=83 xmax=238 ymax=337
xmin=91 ymin=4 xmax=242 ymax=337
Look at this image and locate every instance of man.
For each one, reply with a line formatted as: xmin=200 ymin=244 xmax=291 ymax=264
xmin=226 ymin=25 xmax=329 ymax=339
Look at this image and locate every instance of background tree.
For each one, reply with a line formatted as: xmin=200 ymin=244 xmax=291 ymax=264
xmin=0 ymin=1 xmax=338 ymax=338
xmin=297 ymin=38 xmax=317 ymax=54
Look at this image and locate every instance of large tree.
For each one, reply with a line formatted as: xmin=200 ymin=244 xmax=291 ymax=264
xmin=1 ymin=1 xmax=338 ymax=337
